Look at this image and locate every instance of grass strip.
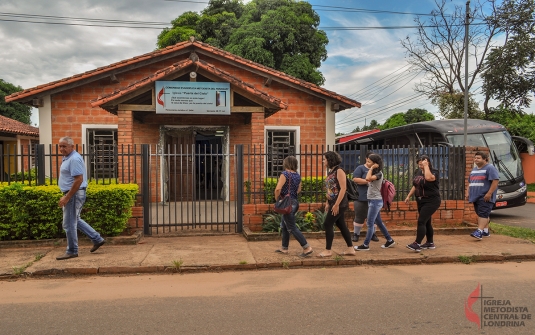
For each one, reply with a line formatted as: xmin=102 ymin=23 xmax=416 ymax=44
xmin=527 ymin=183 xmax=535 ymax=193
xmin=489 ymin=222 xmax=535 ymax=243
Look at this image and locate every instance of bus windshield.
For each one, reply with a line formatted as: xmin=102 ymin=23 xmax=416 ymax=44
xmin=446 ymin=131 xmax=523 ymax=182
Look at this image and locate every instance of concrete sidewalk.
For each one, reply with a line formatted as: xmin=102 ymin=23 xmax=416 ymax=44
xmin=1 ymin=229 xmax=535 ymax=278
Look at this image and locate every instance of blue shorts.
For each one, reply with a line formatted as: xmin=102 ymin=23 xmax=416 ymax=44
xmin=473 ymin=198 xmax=493 ymax=218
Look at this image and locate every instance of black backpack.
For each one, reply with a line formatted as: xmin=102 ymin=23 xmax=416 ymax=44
xmin=345 ymin=177 xmax=360 ymax=201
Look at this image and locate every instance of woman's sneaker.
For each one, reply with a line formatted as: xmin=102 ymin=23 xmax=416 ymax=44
xmin=420 ymin=242 xmax=435 ymax=249
xmin=381 ymin=240 xmax=396 ymax=248
xmin=406 ymin=242 xmax=421 ymax=252
xmin=482 ymin=231 xmax=491 ymax=237
xmin=354 ymin=244 xmax=370 ymax=251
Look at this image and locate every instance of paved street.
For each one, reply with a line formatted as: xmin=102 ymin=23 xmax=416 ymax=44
xmin=491 ymin=203 xmax=535 ymax=229
xmin=1 ymin=263 xmax=534 ymax=334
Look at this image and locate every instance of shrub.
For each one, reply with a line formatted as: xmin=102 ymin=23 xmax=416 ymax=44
xmin=262 ymin=210 xmax=319 ymax=233
xmin=0 ymin=182 xmax=138 ymax=240
xmin=264 ymin=176 xmax=326 ymax=204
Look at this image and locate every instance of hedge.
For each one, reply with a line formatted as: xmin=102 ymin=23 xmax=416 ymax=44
xmin=0 ymin=182 xmax=138 ymax=241
xmin=263 ymin=176 xmax=326 ymax=204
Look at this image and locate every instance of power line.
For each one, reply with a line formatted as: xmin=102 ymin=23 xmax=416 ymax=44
xmin=0 ymin=12 xmax=169 ymax=25
xmin=336 ymin=92 xmax=428 ymax=128
xmin=338 ymin=70 xmax=423 ymax=126
xmin=347 ymin=64 xmax=412 ymax=98
xmin=0 ymin=18 xmax=168 ymax=29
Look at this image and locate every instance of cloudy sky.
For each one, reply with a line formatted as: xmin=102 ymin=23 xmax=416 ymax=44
xmin=0 ymin=0 xmax=515 ymax=132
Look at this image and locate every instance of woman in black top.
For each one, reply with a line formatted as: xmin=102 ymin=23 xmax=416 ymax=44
xmin=404 ymin=155 xmax=441 ymax=252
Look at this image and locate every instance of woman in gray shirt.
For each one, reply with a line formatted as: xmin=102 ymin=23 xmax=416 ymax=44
xmin=354 ymin=154 xmax=396 ymax=251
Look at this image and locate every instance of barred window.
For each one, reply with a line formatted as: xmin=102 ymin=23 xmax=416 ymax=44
xmin=266 ymin=130 xmax=296 ymax=178
xmin=87 ymin=129 xmax=118 ymax=179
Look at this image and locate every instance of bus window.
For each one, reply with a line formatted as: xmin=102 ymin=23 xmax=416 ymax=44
xmin=446 ymin=134 xmax=486 ymax=147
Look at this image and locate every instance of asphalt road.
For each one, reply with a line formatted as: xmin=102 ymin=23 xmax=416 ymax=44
xmin=1 ymin=263 xmax=534 ymax=334
xmin=491 ymin=203 xmax=535 ymax=229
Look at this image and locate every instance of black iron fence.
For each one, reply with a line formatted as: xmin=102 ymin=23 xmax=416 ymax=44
xmin=1 ymin=143 xmax=465 ymax=234
xmin=243 ymin=144 xmax=466 ymax=203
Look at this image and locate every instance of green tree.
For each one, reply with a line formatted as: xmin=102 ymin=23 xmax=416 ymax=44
xmin=380 ymin=113 xmax=406 ymax=130
xmin=487 ymin=106 xmax=535 ymax=144
xmin=401 ymin=0 xmax=534 ymax=117
xmin=0 ymin=79 xmax=32 ymax=124
xmin=362 ymin=119 xmax=380 ymax=131
xmin=156 ymin=0 xmax=328 ymax=86
xmin=404 ymin=108 xmax=435 ymax=123
xmin=380 ymin=108 xmax=435 ymax=130
xmin=432 ymin=91 xmax=484 ymax=119
xmin=481 ymin=0 xmax=535 ymax=117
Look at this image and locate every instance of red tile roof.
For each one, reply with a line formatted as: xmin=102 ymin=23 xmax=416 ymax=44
xmin=5 ymin=40 xmax=360 ymax=110
xmin=0 ymin=115 xmax=39 ymax=136
xmin=91 ymin=58 xmax=288 ymax=112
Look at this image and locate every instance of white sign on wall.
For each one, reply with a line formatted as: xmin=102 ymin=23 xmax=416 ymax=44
xmin=155 ymin=81 xmax=230 ymax=115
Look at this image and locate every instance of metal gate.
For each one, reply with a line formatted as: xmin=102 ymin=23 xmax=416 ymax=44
xmin=142 ymin=144 xmax=243 ymax=235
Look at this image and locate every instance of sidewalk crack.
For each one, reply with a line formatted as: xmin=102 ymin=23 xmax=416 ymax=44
xmin=139 ymin=244 xmax=155 ymax=266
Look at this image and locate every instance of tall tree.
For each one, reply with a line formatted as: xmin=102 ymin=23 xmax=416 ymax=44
xmin=480 ymin=0 xmax=535 ymax=116
xmin=401 ymin=0 xmax=501 ymax=112
xmin=0 ymin=79 xmax=32 ymax=124
xmin=380 ymin=108 xmax=435 ymax=130
xmin=156 ymin=0 xmax=328 ymax=85
xmin=432 ymin=92 xmax=485 ymax=119
xmin=404 ymin=108 xmax=435 ymax=123
xmin=487 ymin=106 xmax=535 ymax=144
xmin=432 ymin=91 xmax=484 ymax=119
xmin=380 ymin=113 xmax=406 ymax=130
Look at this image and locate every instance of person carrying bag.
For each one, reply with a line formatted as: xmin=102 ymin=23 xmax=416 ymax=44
xmin=273 ymin=156 xmax=313 ymax=258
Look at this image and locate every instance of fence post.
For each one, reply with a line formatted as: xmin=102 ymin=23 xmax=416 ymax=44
xmin=36 ymin=144 xmax=45 ymax=186
xmin=142 ymin=144 xmax=150 ymax=235
xmin=359 ymin=145 xmax=368 ymax=165
xmin=236 ymin=145 xmax=244 ymax=233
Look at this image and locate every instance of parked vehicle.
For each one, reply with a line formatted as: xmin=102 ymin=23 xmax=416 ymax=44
xmin=339 ymin=119 xmax=534 ymax=209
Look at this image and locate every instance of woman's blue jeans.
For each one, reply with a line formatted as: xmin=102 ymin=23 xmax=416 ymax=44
xmin=62 ymin=189 xmax=104 ymax=255
xmin=280 ymin=199 xmax=310 ymax=250
xmin=363 ymin=199 xmax=392 ymax=246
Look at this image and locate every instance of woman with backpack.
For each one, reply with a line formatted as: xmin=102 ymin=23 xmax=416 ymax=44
xmin=354 ymin=153 xmax=396 ymax=251
xmin=404 ymin=155 xmax=441 ymax=252
xmin=274 ymin=156 xmax=313 ymax=257
xmin=316 ymin=151 xmax=355 ymax=257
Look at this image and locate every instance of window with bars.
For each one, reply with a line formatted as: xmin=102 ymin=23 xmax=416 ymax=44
xmin=266 ymin=130 xmax=296 ymax=178
xmin=87 ymin=129 xmax=118 ymax=179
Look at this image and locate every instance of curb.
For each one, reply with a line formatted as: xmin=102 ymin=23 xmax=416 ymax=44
xmin=0 ymin=230 xmax=143 ymax=249
xmin=6 ymin=253 xmax=531 ymax=279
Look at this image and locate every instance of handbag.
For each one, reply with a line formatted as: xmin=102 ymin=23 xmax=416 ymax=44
xmin=274 ymin=172 xmax=293 ymax=215
xmin=274 ymin=194 xmax=292 ymax=214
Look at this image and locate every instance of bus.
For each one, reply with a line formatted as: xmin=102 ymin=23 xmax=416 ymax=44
xmin=341 ymin=119 xmax=534 ymax=209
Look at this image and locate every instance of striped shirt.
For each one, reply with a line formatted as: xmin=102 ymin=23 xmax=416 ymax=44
xmin=468 ymin=163 xmax=499 ymax=203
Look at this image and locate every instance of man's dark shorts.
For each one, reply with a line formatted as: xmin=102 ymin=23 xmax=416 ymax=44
xmin=354 ymin=200 xmax=368 ymax=223
xmin=473 ymin=198 xmax=494 ymax=218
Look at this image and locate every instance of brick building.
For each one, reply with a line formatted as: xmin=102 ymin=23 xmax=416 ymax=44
xmin=0 ymin=115 xmax=39 ymax=180
xmin=5 ymin=39 xmax=360 ymax=212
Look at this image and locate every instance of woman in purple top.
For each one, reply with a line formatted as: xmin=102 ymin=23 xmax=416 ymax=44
xmin=274 ymin=156 xmax=313 ymax=257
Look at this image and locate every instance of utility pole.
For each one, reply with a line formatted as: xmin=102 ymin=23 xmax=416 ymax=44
xmin=464 ymin=0 xmax=470 ymax=146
